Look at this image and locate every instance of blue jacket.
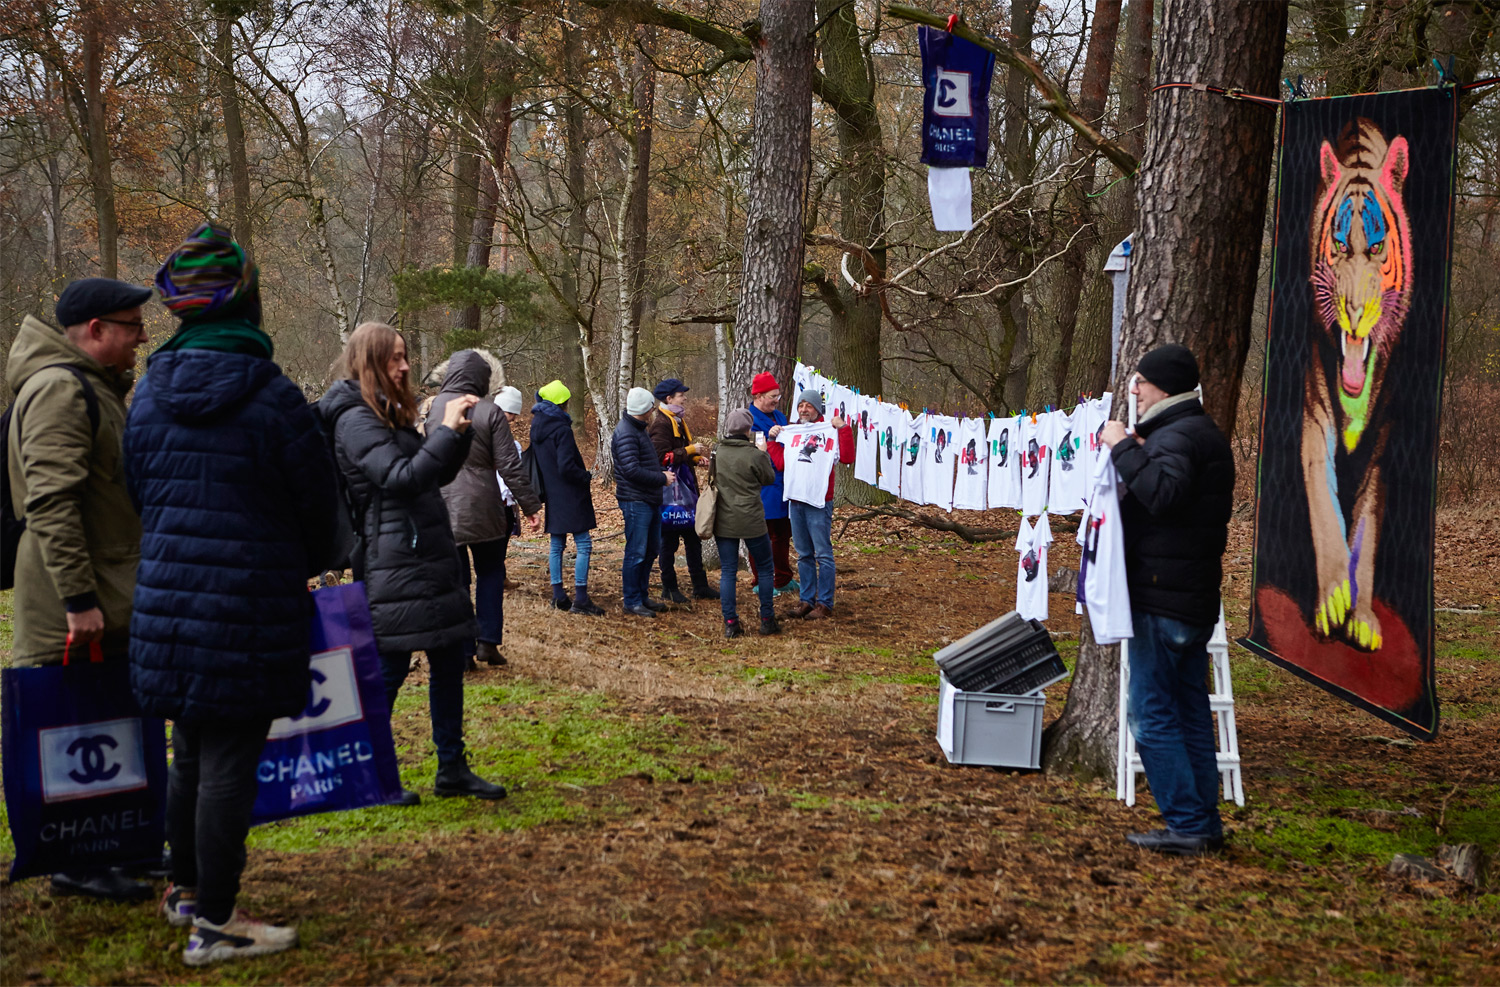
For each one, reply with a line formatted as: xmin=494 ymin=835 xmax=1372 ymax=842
xmin=611 ymin=413 xmax=669 ymax=505
xmin=749 ymin=404 xmax=789 ymax=520
xmin=529 ymin=400 xmax=596 ymax=534
xmin=125 ymin=349 xmax=339 ymax=724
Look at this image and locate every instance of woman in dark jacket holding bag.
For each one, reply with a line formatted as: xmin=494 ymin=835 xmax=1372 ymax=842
xmin=127 ymin=223 xmax=339 ymax=963
xmin=320 ymin=322 xmax=505 ymax=802
xmin=529 ymin=379 xmax=603 ymax=615
xmin=648 ymin=378 xmax=716 ymax=603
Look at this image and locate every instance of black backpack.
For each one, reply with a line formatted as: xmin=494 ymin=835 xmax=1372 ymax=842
xmin=309 ymin=399 xmax=362 ymax=572
xmin=2 ymin=365 xmax=100 ymax=590
xmin=522 ymin=443 xmax=547 ymax=504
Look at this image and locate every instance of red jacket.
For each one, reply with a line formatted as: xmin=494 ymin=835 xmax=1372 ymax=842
xmin=802 ymin=414 xmax=854 ymax=504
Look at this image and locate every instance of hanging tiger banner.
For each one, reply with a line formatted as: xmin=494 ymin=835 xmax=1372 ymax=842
xmin=1240 ymin=86 xmax=1460 ymax=740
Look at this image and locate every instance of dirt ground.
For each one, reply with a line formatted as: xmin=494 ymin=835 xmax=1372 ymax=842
xmin=2 ymin=487 xmax=1497 ymax=986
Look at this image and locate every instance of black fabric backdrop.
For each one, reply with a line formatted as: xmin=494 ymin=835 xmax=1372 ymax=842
xmin=1241 ymin=87 xmax=1459 ymax=740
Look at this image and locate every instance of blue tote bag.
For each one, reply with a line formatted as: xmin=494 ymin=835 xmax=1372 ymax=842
xmin=250 ymin=582 xmax=403 ymax=823
xmin=2 ymin=641 xmax=168 ymax=880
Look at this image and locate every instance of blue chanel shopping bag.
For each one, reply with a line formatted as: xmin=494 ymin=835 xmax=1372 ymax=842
xmin=250 ymin=582 xmax=403 ymax=823
xmin=2 ymin=641 xmax=168 ymax=880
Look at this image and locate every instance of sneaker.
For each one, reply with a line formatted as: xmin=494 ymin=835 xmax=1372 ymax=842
xmin=773 ymin=580 xmax=799 ymax=598
xmin=183 ymin=909 xmax=298 ymax=966
xmin=161 ymin=883 xmax=198 ymax=927
xmin=759 ymin=616 xmax=782 ymax=636
xmin=724 ymin=618 xmax=744 ymax=639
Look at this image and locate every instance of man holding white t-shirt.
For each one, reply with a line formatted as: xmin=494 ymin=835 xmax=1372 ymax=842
xmin=1100 ymin=343 xmax=1233 ymax=858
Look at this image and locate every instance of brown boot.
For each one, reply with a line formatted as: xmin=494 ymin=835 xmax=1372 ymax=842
xmin=806 ymin=604 xmax=832 ymax=620
xmin=790 ymin=600 xmax=815 ymax=618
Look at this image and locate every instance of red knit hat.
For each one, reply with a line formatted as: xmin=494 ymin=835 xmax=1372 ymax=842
xmin=751 ymin=372 xmax=780 ymax=395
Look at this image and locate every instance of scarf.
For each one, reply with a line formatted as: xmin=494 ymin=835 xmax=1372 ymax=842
xmin=155 ymin=317 xmax=274 ymax=360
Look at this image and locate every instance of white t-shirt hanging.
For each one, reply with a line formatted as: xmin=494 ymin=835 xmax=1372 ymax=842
xmin=1048 ymin=406 xmax=1087 ymax=514
xmin=1018 ymin=413 xmax=1052 ymax=517
xmin=853 ymin=396 xmax=879 ymax=487
xmin=952 ymin=417 xmax=988 ymax=511
xmin=781 ymin=422 xmax=837 ymax=507
xmin=900 ymin=412 xmax=925 ymax=505
xmin=793 ymin=362 xmax=814 ymax=399
xmin=828 ymin=385 xmax=854 ymax=428
xmin=987 ymin=415 xmax=1022 ymax=509
xmin=921 ymin=415 xmax=959 ymax=512
xmin=1014 ymin=512 xmax=1053 ymax=622
xmin=876 ymin=402 xmax=902 ymax=496
xmin=1079 ymin=393 xmax=1115 ymax=470
xmin=1075 ymin=452 xmax=1133 ymax=644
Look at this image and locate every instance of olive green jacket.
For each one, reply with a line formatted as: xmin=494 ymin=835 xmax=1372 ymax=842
xmin=5 ymin=315 xmax=140 ymax=665
xmin=711 ymin=435 xmax=774 ymax=540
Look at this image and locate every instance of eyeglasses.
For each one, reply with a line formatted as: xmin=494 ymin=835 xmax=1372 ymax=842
xmin=98 ymin=319 xmax=145 ymax=330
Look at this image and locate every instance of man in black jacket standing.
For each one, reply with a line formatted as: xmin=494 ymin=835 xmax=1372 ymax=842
xmin=613 ymin=386 xmax=674 ymax=617
xmin=1101 ymin=343 xmax=1234 ymax=857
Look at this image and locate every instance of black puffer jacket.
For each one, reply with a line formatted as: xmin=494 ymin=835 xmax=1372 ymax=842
xmin=320 ymin=379 xmax=477 ymax=652
xmin=529 ymin=400 xmax=596 ymax=534
xmin=1110 ymin=396 xmax=1234 ymax=627
xmin=431 ymin=351 xmax=540 ymax=544
xmin=611 ymin=413 xmax=669 ymax=505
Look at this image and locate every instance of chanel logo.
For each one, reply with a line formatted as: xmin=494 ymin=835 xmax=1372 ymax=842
xmin=66 ymin=735 xmax=122 ymax=784
xmin=289 ymin=667 xmax=332 ymax=722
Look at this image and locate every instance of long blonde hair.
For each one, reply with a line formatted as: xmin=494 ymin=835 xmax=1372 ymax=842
xmin=339 ymin=322 xmax=415 ymax=428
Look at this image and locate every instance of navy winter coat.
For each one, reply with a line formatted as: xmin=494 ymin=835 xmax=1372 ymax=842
xmin=125 ymin=349 xmax=340 ymax=724
xmin=611 ymin=413 xmax=669 ymax=505
xmin=1110 ymin=396 xmax=1234 ymax=627
xmin=529 ymin=400 xmax=596 ymax=534
xmin=320 ymin=379 xmax=478 ymax=654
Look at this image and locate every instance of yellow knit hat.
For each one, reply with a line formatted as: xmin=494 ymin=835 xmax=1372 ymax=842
xmin=538 ymin=379 xmax=571 ymax=405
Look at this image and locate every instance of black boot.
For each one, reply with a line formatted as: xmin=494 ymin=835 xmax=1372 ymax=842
xmin=550 ymin=583 xmax=572 ymax=611
xmin=691 ymin=578 xmax=719 ymax=601
xmin=663 ymin=586 xmax=689 ymax=605
xmin=572 ymin=583 xmax=605 ymax=616
xmin=759 ymin=616 xmax=782 ymax=636
xmin=477 ymin=641 xmax=507 ymax=666
xmin=51 ymin=870 xmax=154 ymax=902
xmin=393 ymin=788 xmax=421 ymax=807
xmin=434 ymin=759 xmax=508 ymax=800
xmin=724 ymin=617 xmax=744 ymax=638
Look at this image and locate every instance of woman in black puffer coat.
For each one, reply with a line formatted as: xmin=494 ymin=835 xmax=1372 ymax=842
xmin=319 ymin=322 xmax=504 ymax=802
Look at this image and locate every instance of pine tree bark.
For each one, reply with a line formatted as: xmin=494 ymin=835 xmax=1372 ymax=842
xmin=1042 ymin=0 xmax=1288 ymax=778
xmin=216 ymin=17 xmax=253 ymax=260
xmin=1064 ymin=0 xmax=1152 ymax=401
xmin=79 ymin=2 xmax=118 ymax=278
xmin=728 ymin=0 xmax=815 ymax=407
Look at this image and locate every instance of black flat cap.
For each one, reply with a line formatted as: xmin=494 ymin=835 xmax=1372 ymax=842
xmin=55 ymin=278 xmax=154 ymax=328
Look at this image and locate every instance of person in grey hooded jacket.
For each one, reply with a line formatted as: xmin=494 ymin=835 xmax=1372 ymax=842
xmin=429 ymin=351 xmax=542 ymax=666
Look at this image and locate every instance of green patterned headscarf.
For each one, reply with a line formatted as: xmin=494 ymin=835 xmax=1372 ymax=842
xmin=154 ymin=222 xmax=272 ymax=359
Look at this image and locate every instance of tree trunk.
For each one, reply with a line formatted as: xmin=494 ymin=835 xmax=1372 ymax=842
xmin=459 ymin=17 xmax=519 ymax=339
xmin=1000 ymin=0 xmax=1037 ymax=413
xmin=80 ymin=2 xmax=118 ymax=279
xmin=1042 ymin=0 xmax=1288 ymax=778
xmin=615 ymin=24 xmax=656 ymax=411
xmin=728 ymin=0 xmax=815 ymax=407
xmin=560 ymin=1 xmax=591 ymax=429
xmin=1027 ymin=0 xmax=1120 ymax=410
xmin=1065 ymin=0 xmax=1152 ymax=401
xmin=216 ymin=17 xmax=253 ymax=259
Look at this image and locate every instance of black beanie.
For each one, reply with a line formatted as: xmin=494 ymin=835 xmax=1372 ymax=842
xmin=1136 ymin=343 xmax=1200 ymax=396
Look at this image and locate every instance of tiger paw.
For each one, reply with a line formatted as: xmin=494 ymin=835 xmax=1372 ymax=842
xmin=1313 ymin=577 xmax=1353 ymax=637
xmin=1343 ymin=608 xmax=1383 ymax=652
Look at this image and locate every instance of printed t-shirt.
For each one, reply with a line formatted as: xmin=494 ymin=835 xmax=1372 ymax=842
xmin=854 ymin=396 xmax=879 ymax=486
xmin=1048 ymin=407 xmax=1087 ymax=514
xmin=900 ymin=411 xmax=925 ymax=505
xmin=876 ymin=403 xmax=902 ymax=496
xmin=952 ymin=417 xmax=988 ymax=511
xmin=1019 ymin=412 xmax=1051 ymax=517
xmin=987 ymin=415 xmax=1021 ymax=509
xmin=1075 ymin=452 xmax=1133 ymax=644
xmin=1015 ymin=512 xmax=1053 ymax=621
xmin=922 ymin=415 xmax=958 ymax=511
xmin=1079 ymin=393 xmax=1115 ymax=471
xmin=781 ymin=422 xmax=838 ymax=506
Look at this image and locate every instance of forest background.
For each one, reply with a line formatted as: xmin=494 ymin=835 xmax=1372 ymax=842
xmin=2 ymin=0 xmax=1497 ymax=503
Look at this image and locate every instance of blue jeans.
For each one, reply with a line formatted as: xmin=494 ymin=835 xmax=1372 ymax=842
xmin=379 ymin=643 xmax=466 ymax=767
xmin=461 ymin=527 xmax=511 ymax=647
xmin=716 ymin=535 xmax=773 ymax=622
xmin=1127 ymin=611 xmax=1222 ymax=839
xmin=549 ymin=532 xmax=593 ymax=586
xmin=619 ymin=500 xmax=662 ymax=608
xmin=789 ymin=500 xmax=835 ymax=609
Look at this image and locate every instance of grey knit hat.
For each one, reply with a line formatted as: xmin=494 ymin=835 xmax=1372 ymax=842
xmin=725 ymin=408 xmax=754 ymax=436
xmin=797 ymin=388 xmax=825 ymax=418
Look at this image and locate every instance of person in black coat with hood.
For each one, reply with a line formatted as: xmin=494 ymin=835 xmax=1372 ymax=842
xmin=529 ymin=379 xmax=603 ymax=615
xmin=1100 ymin=343 xmax=1234 ymax=858
xmin=320 ymin=322 xmax=505 ymax=802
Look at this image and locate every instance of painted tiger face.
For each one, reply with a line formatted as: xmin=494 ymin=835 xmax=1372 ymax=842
xmin=1310 ymin=118 xmax=1411 ymax=452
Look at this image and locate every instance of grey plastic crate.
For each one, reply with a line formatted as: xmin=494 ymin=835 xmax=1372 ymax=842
xmin=935 ymin=674 xmax=1045 ymax=769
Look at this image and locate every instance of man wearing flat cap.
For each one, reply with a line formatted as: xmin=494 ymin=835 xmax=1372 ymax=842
xmin=5 ymin=277 xmax=153 ymax=900
xmin=1100 ymin=342 xmax=1234 ymax=858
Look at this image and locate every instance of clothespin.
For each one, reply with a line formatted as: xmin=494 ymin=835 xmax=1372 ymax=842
xmin=945 ymin=13 xmax=958 ymax=33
